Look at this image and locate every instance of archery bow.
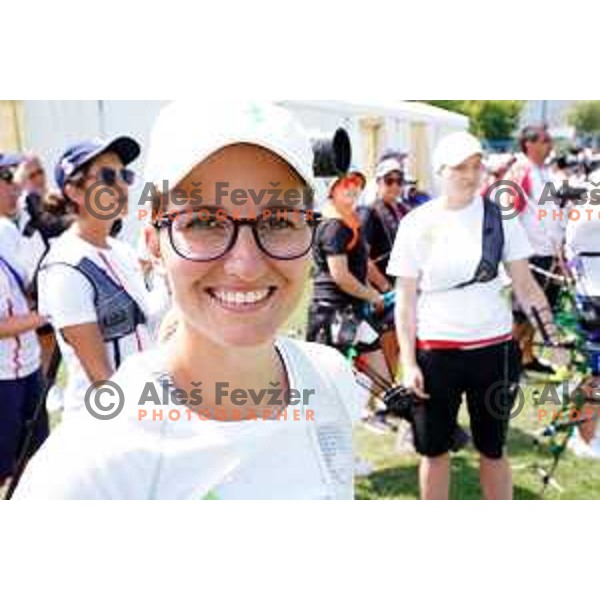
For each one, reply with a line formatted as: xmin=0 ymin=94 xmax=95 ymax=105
xmin=530 ymin=278 xmax=596 ymax=496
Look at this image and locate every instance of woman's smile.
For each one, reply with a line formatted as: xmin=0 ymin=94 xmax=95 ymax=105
xmin=205 ymin=285 xmax=278 ymax=312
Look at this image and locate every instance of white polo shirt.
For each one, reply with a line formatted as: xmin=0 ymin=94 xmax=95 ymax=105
xmin=387 ymin=195 xmax=533 ymax=345
xmin=0 ymin=258 xmax=40 ymax=380
xmin=0 ymin=217 xmax=29 ymax=285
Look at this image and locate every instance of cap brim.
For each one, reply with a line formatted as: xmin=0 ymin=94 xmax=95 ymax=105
xmin=0 ymin=153 xmax=24 ymax=168
xmin=164 ymin=138 xmax=315 ymax=194
xmin=99 ymin=136 xmax=141 ymax=166
xmin=377 ymin=167 xmax=404 ymax=179
xmin=76 ymin=136 xmax=141 ymax=174
xmin=329 ymin=171 xmax=366 ymax=196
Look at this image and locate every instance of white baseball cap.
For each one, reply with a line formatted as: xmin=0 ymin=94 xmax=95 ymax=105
xmin=433 ymin=131 xmax=483 ymax=174
xmin=375 ymin=158 xmax=404 ymax=180
xmin=144 ymin=100 xmax=316 ymax=192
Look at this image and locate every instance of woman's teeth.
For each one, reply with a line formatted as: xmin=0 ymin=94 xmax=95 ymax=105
xmin=211 ymin=289 xmax=272 ymax=306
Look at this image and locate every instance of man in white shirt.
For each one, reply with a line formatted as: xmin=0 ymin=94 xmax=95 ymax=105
xmin=505 ymin=126 xmax=564 ymax=378
xmin=14 ymin=155 xmax=52 ymax=282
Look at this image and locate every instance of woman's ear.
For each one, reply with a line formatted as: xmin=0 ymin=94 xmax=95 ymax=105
xmin=144 ymin=224 xmax=162 ymax=260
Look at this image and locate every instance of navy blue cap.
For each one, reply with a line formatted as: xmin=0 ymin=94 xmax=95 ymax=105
xmin=0 ymin=153 xmax=24 ymax=169
xmin=55 ymin=136 xmax=141 ymax=190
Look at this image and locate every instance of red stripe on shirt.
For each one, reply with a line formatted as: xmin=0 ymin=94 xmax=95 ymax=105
xmin=417 ymin=333 xmax=513 ymax=351
xmin=6 ymin=299 xmax=22 ymax=378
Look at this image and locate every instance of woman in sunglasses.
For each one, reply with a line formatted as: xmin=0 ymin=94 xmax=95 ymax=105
xmin=33 ymin=138 xmax=153 ymax=419
xmin=16 ymin=102 xmax=361 ymax=500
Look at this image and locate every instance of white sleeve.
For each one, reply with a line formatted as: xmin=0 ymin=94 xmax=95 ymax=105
xmin=0 ymin=221 xmax=29 ymax=284
xmin=13 ymin=425 xmax=110 ymax=499
xmin=502 ymin=216 xmax=534 ymax=263
xmin=38 ymin=264 xmax=97 ymax=329
xmin=386 ymin=215 xmax=420 ymax=278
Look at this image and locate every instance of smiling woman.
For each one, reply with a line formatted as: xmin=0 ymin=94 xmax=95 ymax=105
xmin=15 ymin=101 xmax=362 ymax=500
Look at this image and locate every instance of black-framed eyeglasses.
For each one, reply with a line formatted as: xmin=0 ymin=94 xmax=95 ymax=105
xmin=0 ymin=168 xmax=15 ymax=184
xmin=86 ymin=167 xmax=136 ymax=187
xmin=154 ymin=208 xmax=322 ymax=262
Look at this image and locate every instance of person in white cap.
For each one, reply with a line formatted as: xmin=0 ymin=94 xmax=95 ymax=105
xmin=362 ymin=158 xmax=410 ymax=292
xmin=388 ymin=131 xmax=557 ymax=500
xmin=15 ymin=101 xmax=362 ymax=500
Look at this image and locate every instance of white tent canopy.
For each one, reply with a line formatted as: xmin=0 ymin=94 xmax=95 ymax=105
xmin=16 ymin=100 xmax=469 ymax=242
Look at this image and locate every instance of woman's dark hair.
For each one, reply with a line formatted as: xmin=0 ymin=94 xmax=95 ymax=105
xmin=59 ymin=161 xmax=96 ymax=215
xmin=42 ymin=191 xmax=76 ymax=218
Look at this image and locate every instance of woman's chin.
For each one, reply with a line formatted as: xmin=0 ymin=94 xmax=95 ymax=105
xmin=194 ymin=317 xmax=282 ymax=349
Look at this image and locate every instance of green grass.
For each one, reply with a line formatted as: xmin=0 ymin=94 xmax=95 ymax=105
xmin=354 ymin=387 xmax=600 ymax=500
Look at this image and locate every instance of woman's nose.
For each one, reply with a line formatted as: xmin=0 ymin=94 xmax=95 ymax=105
xmin=222 ymin=225 xmax=269 ymax=280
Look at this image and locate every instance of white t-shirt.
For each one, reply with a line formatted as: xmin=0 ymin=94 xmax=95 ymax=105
xmin=0 ymin=259 xmax=40 ymax=380
xmin=566 ymin=215 xmax=600 ymax=296
xmin=518 ymin=161 xmax=566 ymax=257
xmin=387 ymin=195 xmax=533 ymax=344
xmin=0 ymin=217 xmax=29 ymax=285
xmin=15 ymin=337 xmax=361 ymax=500
xmin=38 ymin=227 xmax=153 ymax=416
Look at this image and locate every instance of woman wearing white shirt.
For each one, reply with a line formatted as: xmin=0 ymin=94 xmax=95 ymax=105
xmin=36 ymin=137 xmax=153 ymax=417
xmin=0 ymin=154 xmax=49 ymax=486
xmin=389 ymin=132 xmax=558 ymax=500
xmin=15 ymin=102 xmax=361 ymax=500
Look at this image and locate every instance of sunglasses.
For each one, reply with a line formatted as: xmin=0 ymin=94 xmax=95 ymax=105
xmin=28 ymin=168 xmax=44 ymax=180
xmin=383 ymin=175 xmax=404 ymax=186
xmin=88 ymin=167 xmax=136 ymax=187
xmin=0 ymin=169 xmax=15 ymax=184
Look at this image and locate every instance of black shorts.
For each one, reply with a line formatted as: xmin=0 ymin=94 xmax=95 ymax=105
xmin=0 ymin=369 xmax=49 ymax=480
xmin=513 ymin=256 xmax=561 ymax=325
xmin=412 ymin=340 xmax=521 ymax=459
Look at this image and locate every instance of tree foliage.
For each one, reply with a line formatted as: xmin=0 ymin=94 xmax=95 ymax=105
xmin=568 ymin=101 xmax=600 ymax=134
xmin=421 ymin=100 xmax=525 ymax=140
